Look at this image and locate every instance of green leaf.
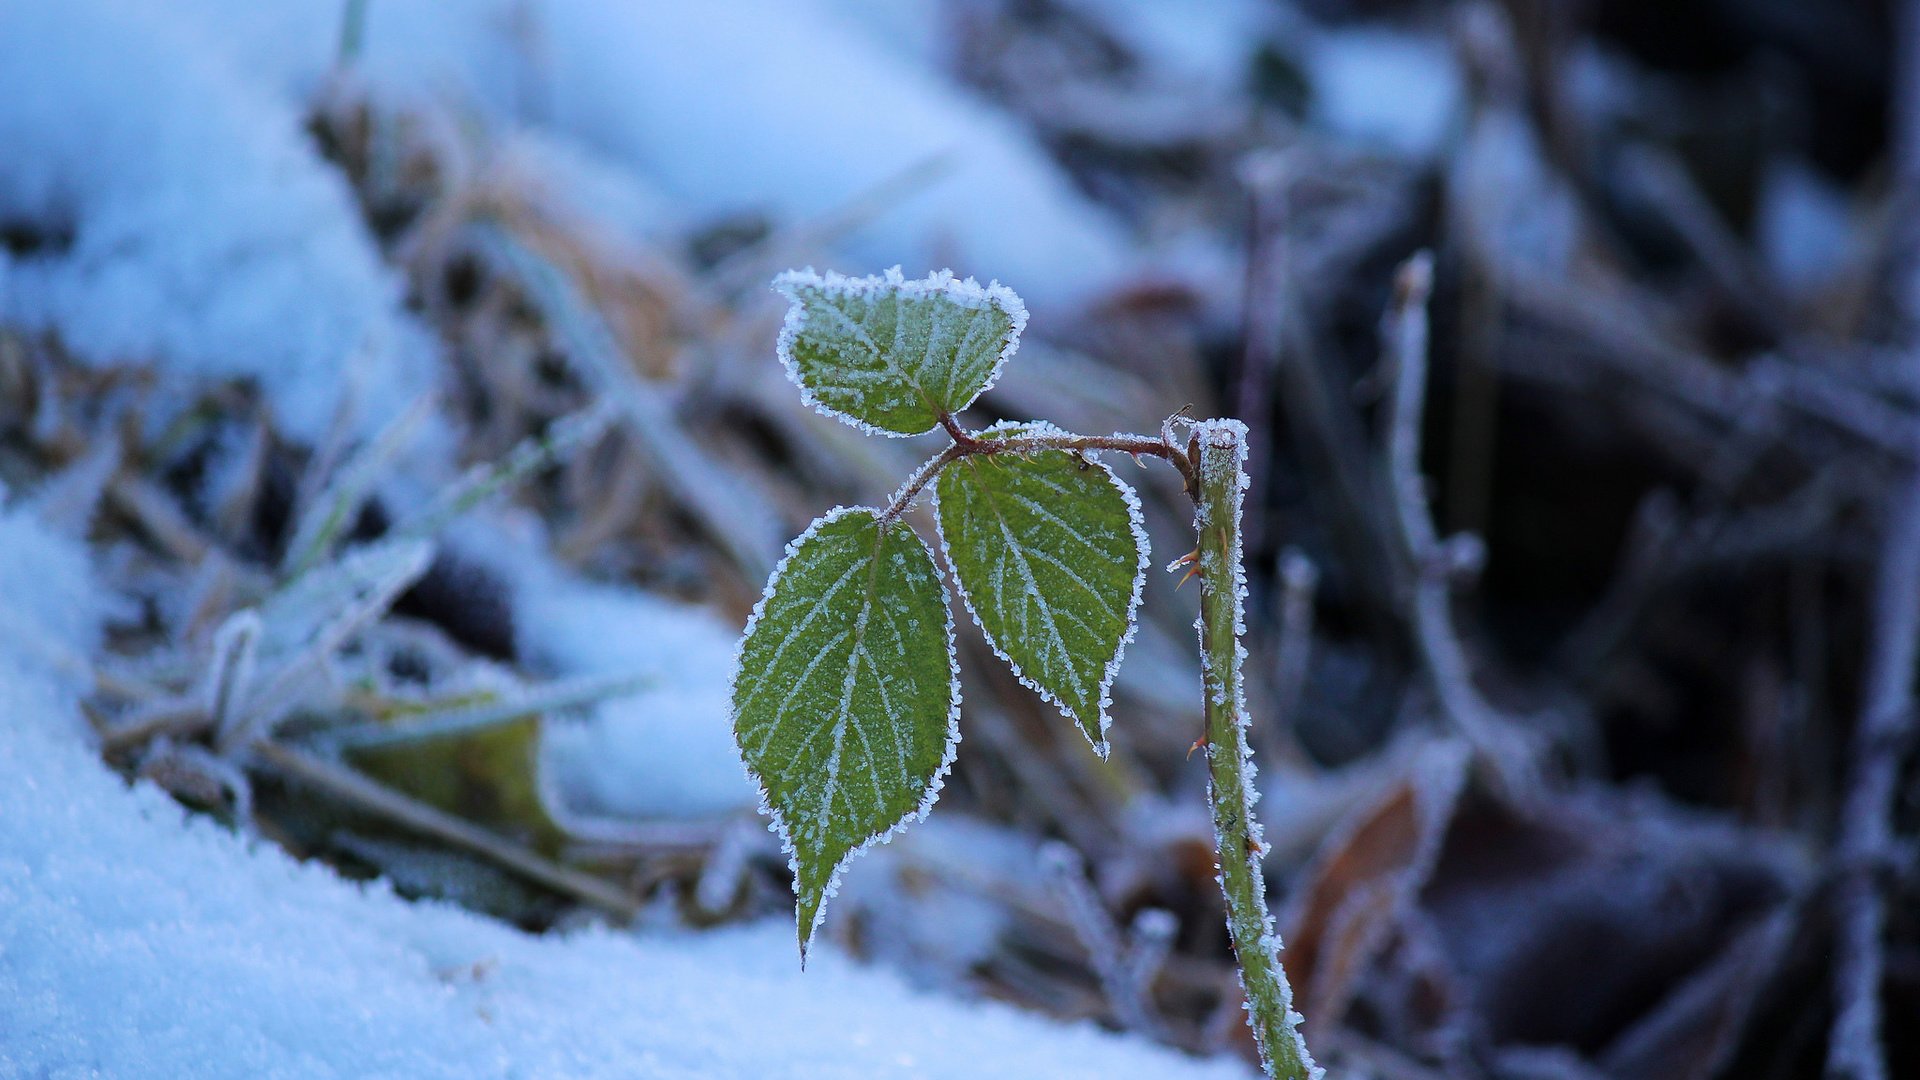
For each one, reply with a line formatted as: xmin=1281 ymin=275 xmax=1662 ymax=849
xmin=773 ymin=268 xmax=1028 ymax=437
xmin=731 ymin=506 xmax=959 ymax=957
xmin=932 ymin=423 xmax=1147 ymax=755
xmin=347 ymin=709 xmax=569 ymax=856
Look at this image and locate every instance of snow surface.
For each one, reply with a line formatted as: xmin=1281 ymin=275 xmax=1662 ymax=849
xmin=514 ymin=545 xmax=758 ymax=822
xmin=0 ymin=2 xmax=434 ymax=443
xmin=0 ymin=500 xmax=1249 ymax=1079
xmin=159 ymin=0 xmax=1134 ymax=313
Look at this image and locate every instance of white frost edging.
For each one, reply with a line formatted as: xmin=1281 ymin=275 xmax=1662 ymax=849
xmin=927 ymin=419 xmax=1151 ymax=759
xmin=772 ymin=267 xmax=1029 ymax=438
xmin=727 ymin=505 xmax=965 ymax=960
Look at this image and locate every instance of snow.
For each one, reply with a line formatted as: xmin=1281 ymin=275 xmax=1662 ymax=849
xmin=163 ymin=0 xmax=1134 ymax=313
xmin=0 ymin=2 xmax=434 ymax=443
xmin=0 ymin=499 xmax=1249 ymax=1079
xmin=519 ymin=561 xmax=758 ymax=822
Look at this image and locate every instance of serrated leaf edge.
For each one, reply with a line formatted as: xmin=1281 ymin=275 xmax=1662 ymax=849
xmin=929 ymin=419 xmax=1149 ymax=759
xmin=726 ymin=504 xmax=963 ymax=961
xmin=771 ymin=266 xmax=1029 ymax=437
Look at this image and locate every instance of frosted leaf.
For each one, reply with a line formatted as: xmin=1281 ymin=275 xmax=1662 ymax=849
xmin=931 ymin=423 xmax=1146 ymax=754
xmin=773 ymin=268 xmax=1027 ymax=436
xmin=731 ymin=507 xmax=960 ymax=959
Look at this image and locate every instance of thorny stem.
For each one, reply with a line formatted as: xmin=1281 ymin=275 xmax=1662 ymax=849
xmin=1191 ymin=421 xmax=1316 ymax=1080
xmin=878 ymin=414 xmax=1194 ymax=526
xmin=877 ymin=409 xmax=1311 ymax=1076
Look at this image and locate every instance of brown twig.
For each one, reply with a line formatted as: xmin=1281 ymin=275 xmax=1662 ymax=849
xmin=877 ymin=414 xmax=1194 ymax=526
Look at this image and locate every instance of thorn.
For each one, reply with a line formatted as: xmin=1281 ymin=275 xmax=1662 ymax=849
xmin=1168 ymin=548 xmax=1201 ymax=589
xmin=1187 ymin=734 xmax=1209 ymax=760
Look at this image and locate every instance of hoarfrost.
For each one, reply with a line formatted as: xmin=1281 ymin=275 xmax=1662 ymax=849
xmin=729 ymin=507 xmax=964 ymax=960
xmin=773 ymin=267 xmax=1028 ymax=438
xmin=929 ymin=420 xmax=1150 ymax=756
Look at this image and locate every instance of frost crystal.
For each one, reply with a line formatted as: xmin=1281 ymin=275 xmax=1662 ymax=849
xmin=1189 ymin=418 xmax=1321 ymax=1080
xmin=931 ymin=421 xmax=1148 ymax=755
xmin=730 ymin=506 xmax=961 ymax=959
xmin=773 ymin=267 xmax=1028 ymax=437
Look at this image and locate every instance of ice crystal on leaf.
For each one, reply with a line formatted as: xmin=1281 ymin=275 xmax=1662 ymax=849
xmin=730 ymin=507 xmax=960 ymax=959
xmin=773 ymin=267 xmax=1027 ymax=437
xmin=932 ymin=423 xmax=1147 ymax=754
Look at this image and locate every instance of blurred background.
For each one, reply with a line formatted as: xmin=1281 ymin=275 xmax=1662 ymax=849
xmin=3 ymin=1 xmax=1917 ymax=1077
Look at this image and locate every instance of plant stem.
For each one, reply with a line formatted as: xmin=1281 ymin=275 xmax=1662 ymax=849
xmin=878 ymin=416 xmax=1193 ymax=525
xmin=1191 ymin=419 xmax=1316 ymax=1080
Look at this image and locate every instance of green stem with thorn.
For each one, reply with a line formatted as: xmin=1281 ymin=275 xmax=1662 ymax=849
xmin=1191 ymin=419 xmax=1317 ymax=1080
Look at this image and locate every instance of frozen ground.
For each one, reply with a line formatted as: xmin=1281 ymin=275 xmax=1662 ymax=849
xmin=0 ymin=501 xmax=1245 ymax=1078
xmin=0 ymin=1 xmax=1259 ymax=1074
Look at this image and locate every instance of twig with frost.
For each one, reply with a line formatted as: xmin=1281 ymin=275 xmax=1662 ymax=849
xmin=206 ymin=610 xmax=262 ymax=753
xmin=1041 ymin=842 xmax=1169 ymax=1039
xmin=693 ymin=818 xmax=764 ymax=916
xmin=1828 ymin=302 xmax=1920 ymax=1080
xmin=1830 ymin=17 xmax=1920 ymax=1071
xmin=324 ymin=671 xmax=650 ymax=750
xmin=1267 ymin=548 xmax=1318 ymax=761
xmin=108 ymin=473 xmax=216 ymax=565
xmin=281 ymin=393 xmax=435 ymax=578
xmin=138 ymin=738 xmax=253 ymax=822
xmin=1381 ymin=252 xmax=1539 ymax=789
xmin=391 ymin=399 xmax=616 ymax=542
xmin=27 ymin=430 xmax=122 ymax=536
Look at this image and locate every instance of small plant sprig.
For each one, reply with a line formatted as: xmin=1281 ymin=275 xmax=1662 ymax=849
xmin=731 ymin=268 xmax=1317 ymax=1078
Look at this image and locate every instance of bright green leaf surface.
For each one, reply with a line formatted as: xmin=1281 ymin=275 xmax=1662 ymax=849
xmin=933 ymin=429 xmax=1146 ymax=754
xmin=774 ymin=268 xmax=1027 ymax=436
xmin=732 ymin=507 xmax=958 ymax=956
